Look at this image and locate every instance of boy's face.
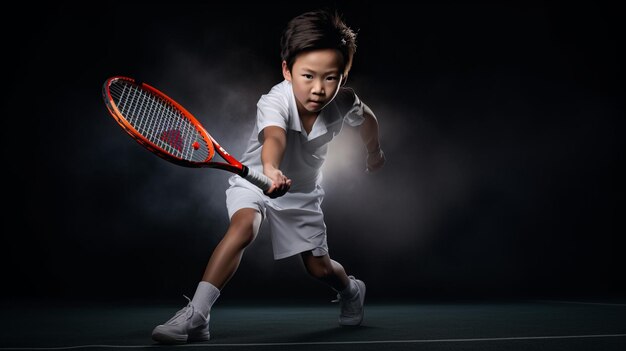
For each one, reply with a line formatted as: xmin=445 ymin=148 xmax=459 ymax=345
xmin=282 ymin=49 xmax=343 ymax=118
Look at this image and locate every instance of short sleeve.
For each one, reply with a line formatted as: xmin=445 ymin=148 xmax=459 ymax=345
xmin=256 ymin=92 xmax=289 ymax=142
xmin=334 ymin=88 xmax=366 ymax=127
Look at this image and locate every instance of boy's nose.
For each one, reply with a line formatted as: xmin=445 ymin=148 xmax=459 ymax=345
xmin=312 ymin=80 xmax=324 ymax=94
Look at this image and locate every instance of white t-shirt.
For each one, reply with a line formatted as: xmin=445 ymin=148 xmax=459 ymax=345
xmin=229 ymin=80 xmax=366 ymax=210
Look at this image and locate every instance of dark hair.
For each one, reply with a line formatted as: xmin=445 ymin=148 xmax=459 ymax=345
xmin=280 ymin=9 xmax=357 ymax=78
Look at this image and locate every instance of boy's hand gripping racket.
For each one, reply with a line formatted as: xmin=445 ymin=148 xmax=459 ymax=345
xmin=102 ymin=76 xmax=272 ymax=191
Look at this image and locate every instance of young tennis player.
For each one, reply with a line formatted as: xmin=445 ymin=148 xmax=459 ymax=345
xmin=152 ymin=9 xmax=385 ymax=344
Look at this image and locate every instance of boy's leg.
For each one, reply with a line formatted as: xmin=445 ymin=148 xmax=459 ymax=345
xmin=152 ymin=208 xmax=262 ymax=344
xmin=203 ymin=208 xmax=263 ymax=289
xmin=300 ymin=251 xmax=350 ymax=291
xmin=301 ymin=252 xmax=366 ymax=326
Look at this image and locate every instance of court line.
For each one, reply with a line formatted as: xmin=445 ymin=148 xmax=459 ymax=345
xmin=1 ymin=333 xmax=625 ymax=350
xmin=536 ymin=300 xmax=626 ymax=307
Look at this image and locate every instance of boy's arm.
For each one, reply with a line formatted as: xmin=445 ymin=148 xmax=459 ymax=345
xmin=262 ymin=126 xmax=292 ymax=198
xmin=360 ymin=105 xmax=385 ymax=172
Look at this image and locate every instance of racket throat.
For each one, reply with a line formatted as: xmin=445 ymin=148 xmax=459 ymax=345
xmin=240 ymin=165 xmax=250 ymax=177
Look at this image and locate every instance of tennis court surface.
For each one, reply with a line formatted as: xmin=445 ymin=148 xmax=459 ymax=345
xmin=1 ymin=299 xmax=624 ymax=350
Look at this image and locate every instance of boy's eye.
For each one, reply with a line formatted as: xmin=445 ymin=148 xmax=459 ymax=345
xmin=326 ymin=76 xmax=338 ymax=81
xmin=303 ymin=74 xmax=313 ymax=79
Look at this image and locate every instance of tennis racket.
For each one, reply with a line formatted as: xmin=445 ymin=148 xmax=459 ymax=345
xmin=102 ymin=76 xmax=272 ymax=191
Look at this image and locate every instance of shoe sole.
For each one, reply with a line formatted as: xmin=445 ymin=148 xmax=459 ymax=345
xmin=152 ymin=331 xmax=187 ymax=344
xmin=152 ymin=329 xmax=210 ymax=344
xmin=339 ymin=279 xmax=366 ymax=326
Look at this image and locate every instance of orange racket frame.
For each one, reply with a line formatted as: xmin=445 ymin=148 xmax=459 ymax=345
xmin=102 ymin=76 xmax=271 ymax=191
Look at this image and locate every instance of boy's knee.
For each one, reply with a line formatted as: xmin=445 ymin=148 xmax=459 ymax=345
xmin=306 ymin=262 xmax=333 ymax=280
xmin=228 ymin=209 xmax=262 ymax=247
xmin=236 ymin=230 xmax=256 ymax=247
xmin=229 ymin=227 xmax=256 ymax=247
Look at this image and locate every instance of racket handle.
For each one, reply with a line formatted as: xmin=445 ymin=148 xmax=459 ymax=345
xmin=242 ymin=166 xmax=272 ymax=192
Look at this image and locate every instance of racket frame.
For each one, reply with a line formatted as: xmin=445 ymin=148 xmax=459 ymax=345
xmin=102 ymin=76 xmax=248 ymax=176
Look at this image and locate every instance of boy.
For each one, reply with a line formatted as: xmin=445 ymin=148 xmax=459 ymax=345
xmin=152 ymin=9 xmax=385 ymax=344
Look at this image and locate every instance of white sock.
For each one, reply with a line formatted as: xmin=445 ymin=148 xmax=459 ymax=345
xmin=339 ymin=279 xmax=358 ymax=299
xmin=191 ymin=281 xmax=220 ymax=318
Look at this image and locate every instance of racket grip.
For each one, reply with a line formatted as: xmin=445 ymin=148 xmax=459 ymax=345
xmin=243 ymin=166 xmax=272 ymax=192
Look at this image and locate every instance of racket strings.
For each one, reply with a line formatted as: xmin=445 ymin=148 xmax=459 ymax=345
xmin=109 ymin=80 xmax=209 ymax=162
xmin=116 ymin=83 xmax=187 ymax=155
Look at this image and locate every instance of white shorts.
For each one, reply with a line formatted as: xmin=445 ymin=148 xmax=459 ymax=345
xmin=225 ymin=177 xmax=328 ymax=260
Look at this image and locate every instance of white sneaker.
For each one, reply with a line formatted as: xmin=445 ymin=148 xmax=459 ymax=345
xmin=152 ymin=296 xmax=210 ymax=344
xmin=334 ymin=276 xmax=366 ymax=326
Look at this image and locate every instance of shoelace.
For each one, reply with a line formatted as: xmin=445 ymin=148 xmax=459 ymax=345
xmin=164 ymin=295 xmax=194 ymax=324
xmin=331 ymin=276 xmax=357 ymax=303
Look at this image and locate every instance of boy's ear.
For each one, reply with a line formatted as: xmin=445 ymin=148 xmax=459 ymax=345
xmin=282 ymin=61 xmax=292 ymax=82
xmin=341 ymin=73 xmax=349 ymax=86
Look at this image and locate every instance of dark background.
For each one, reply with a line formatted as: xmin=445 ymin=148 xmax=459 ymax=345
xmin=2 ymin=2 xmax=623 ymax=305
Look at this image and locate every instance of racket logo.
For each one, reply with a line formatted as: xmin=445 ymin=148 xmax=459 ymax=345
xmin=160 ymin=129 xmax=184 ymax=152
